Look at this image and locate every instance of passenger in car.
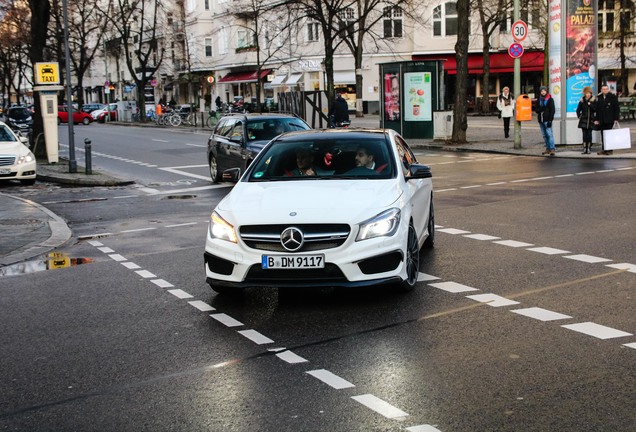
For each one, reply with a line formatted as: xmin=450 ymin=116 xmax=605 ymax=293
xmin=286 ymin=148 xmax=333 ymax=176
xmin=354 ymin=145 xmax=388 ymax=173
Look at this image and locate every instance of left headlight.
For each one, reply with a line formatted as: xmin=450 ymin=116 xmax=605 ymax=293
xmin=356 ymin=208 xmax=401 ymax=241
xmin=16 ymin=152 xmax=35 ymax=165
xmin=208 ymin=211 xmax=237 ymax=243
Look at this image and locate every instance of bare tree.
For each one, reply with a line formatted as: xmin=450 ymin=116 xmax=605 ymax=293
xmin=452 ymin=0 xmax=470 ymax=143
xmin=28 ymin=0 xmax=50 ymax=157
xmin=0 ymin=1 xmax=31 ymax=106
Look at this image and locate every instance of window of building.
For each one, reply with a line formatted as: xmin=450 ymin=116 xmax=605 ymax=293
xmin=598 ymin=0 xmax=633 ymax=33
xmin=186 ymin=0 xmax=196 ymax=12
xmin=338 ymin=7 xmax=356 ymax=32
xmin=383 ymin=6 xmax=403 ymax=38
xmin=219 ymin=27 xmax=228 ymax=54
xmin=205 ymin=0 xmax=210 ymax=10
xmin=237 ymin=29 xmax=248 ymax=48
xmin=499 ymin=0 xmax=542 ymax=32
xmin=307 ymin=21 xmax=320 ymax=42
xmin=205 ymin=38 xmax=212 ymax=57
xmin=433 ymin=2 xmax=458 ymax=37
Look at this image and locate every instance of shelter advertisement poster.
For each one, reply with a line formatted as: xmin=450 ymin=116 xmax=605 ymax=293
xmin=548 ymin=0 xmax=563 ymax=117
xmin=384 ymin=73 xmax=401 ymax=121
xmin=404 ymin=72 xmax=432 ymax=122
xmin=565 ymin=0 xmax=596 ymax=115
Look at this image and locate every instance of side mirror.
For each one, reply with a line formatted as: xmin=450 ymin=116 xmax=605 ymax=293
xmin=19 ymin=136 xmax=29 ymax=144
xmin=408 ymin=164 xmax=432 ymax=179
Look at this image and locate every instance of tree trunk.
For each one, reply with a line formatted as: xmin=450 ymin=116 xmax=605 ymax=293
xmin=28 ymin=0 xmax=51 ymax=158
xmin=451 ymin=0 xmax=469 ymax=144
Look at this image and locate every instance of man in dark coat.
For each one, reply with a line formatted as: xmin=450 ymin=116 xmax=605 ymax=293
xmin=329 ymin=92 xmax=350 ymax=127
xmin=594 ymin=84 xmax=620 ymax=155
xmin=535 ymin=86 xmax=556 ymax=156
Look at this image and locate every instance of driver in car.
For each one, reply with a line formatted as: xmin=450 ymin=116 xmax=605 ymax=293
xmin=287 ymin=148 xmax=332 ymax=176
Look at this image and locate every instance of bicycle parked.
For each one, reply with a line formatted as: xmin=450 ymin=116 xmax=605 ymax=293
xmin=206 ymin=109 xmax=222 ymax=129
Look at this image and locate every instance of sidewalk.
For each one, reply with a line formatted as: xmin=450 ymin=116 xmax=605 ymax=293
xmin=1 ymin=115 xmax=635 ymax=270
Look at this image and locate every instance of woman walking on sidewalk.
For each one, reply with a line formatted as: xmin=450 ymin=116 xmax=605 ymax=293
xmin=535 ymin=86 xmax=556 ymax=156
xmin=496 ymin=86 xmax=514 ymax=138
xmin=576 ymin=86 xmax=596 ymax=154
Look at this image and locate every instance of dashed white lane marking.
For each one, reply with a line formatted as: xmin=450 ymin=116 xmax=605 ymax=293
xmin=238 ymin=329 xmax=274 ymax=345
xmin=210 ymin=313 xmax=244 ymax=327
xmin=486 ymin=182 xmax=507 ymax=186
xmin=159 ymin=166 xmax=211 ymax=181
xmin=152 ymin=139 xmax=170 ymax=142
xmin=121 ymin=227 xmax=156 ymax=233
xmin=464 ymin=234 xmax=500 ymax=241
xmin=139 ymin=187 xmax=160 ymax=194
xmin=151 ymin=279 xmax=174 ymax=288
xmin=460 ymin=185 xmax=481 ymax=189
xmin=511 ymin=307 xmax=573 ymax=322
xmin=437 ymin=228 xmax=471 ymax=235
xmin=167 ymin=289 xmax=193 ymax=299
xmin=465 ymin=293 xmax=520 ymax=307
xmin=606 ymin=263 xmax=636 ymax=273
xmin=429 ymin=281 xmax=479 ymax=293
xmin=188 ymin=300 xmax=215 ymax=312
xmin=527 ymin=246 xmax=571 ymax=255
xmin=562 ymin=322 xmax=633 ymax=340
xmin=165 ymin=222 xmax=197 ymax=228
xmin=88 ymin=240 xmax=103 ymax=247
xmin=135 ymin=270 xmax=157 ymax=278
xmin=407 ymin=425 xmax=444 ymax=432
xmin=555 ymin=174 xmax=574 ymax=177
xmin=97 ymin=246 xmax=114 ymax=253
xmin=563 ymin=254 xmax=612 ymax=264
xmin=307 ymin=369 xmax=355 ymax=389
xmin=121 ymin=262 xmax=141 ymax=269
xmin=418 ymin=273 xmax=440 ymax=282
xmin=576 ymin=171 xmax=595 ymax=176
xmin=493 ymin=240 xmax=534 ymax=248
xmin=351 ymin=394 xmax=409 ymax=419
xmin=275 ymin=350 xmax=309 ymax=364
xmin=624 ymin=342 xmax=636 ymax=349
xmin=108 ymin=254 xmax=127 ymax=262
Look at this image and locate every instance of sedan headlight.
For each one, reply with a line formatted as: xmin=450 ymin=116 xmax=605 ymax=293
xmin=16 ymin=152 xmax=35 ymax=165
xmin=209 ymin=212 xmax=237 ymax=243
xmin=356 ymin=208 xmax=401 ymax=241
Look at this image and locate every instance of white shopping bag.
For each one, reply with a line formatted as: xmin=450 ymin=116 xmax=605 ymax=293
xmin=603 ymin=122 xmax=632 ymax=150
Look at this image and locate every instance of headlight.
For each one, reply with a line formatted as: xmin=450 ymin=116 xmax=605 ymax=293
xmin=356 ymin=208 xmax=401 ymax=241
xmin=209 ymin=212 xmax=237 ymax=243
xmin=16 ymin=152 xmax=35 ymax=165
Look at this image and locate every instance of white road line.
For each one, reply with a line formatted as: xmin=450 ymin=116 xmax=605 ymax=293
xmin=526 ymin=246 xmax=571 ymax=255
xmin=108 ymin=254 xmax=127 ymax=262
xmin=407 ymin=425 xmax=444 ymax=432
xmin=165 ymin=222 xmax=198 ymax=228
xmin=555 ymin=174 xmax=574 ymax=177
xmin=486 ymin=182 xmax=507 ymax=186
xmin=624 ymin=342 xmax=636 ymax=349
xmin=143 ymin=184 xmax=230 ymax=195
xmin=188 ymin=300 xmax=215 ymax=312
xmin=135 ymin=270 xmax=157 ymax=278
xmin=151 ymin=279 xmax=174 ymax=288
xmin=563 ymin=254 xmax=612 ymax=264
xmin=429 ymin=281 xmax=480 ymax=293
xmin=418 ymin=272 xmax=440 ymax=282
xmin=575 ymin=171 xmax=595 ymax=175
xmin=158 ymin=167 xmax=212 ymax=181
xmin=561 ymin=322 xmax=633 ymax=340
xmin=437 ymin=228 xmax=471 ymax=235
xmin=511 ymin=307 xmax=572 ymax=322
xmin=97 ymin=247 xmax=115 ymax=253
xmin=186 ymin=143 xmax=206 ymax=147
xmin=616 ymin=167 xmax=635 ymax=170
xmin=238 ymin=329 xmax=274 ymax=345
xmin=210 ymin=313 xmax=244 ymax=327
xmin=167 ymin=289 xmax=193 ymax=299
xmin=121 ymin=227 xmax=157 ymax=233
xmin=275 ymin=350 xmax=309 ymax=364
xmin=606 ymin=263 xmax=636 ymax=273
xmin=152 ymin=139 xmax=170 ymax=142
xmin=493 ymin=240 xmax=534 ymax=248
xmin=87 ymin=240 xmax=103 ymax=247
xmin=530 ymin=176 xmax=554 ymax=181
xmin=465 ymin=293 xmax=520 ymax=307
xmin=121 ymin=262 xmax=141 ymax=269
xmin=435 ymin=188 xmax=458 ymax=192
xmin=139 ymin=187 xmax=161 ymax=194
xmin=464 ymin=234 xmax=500 ymax=241
xmin=460 ymin=185 xmax=482 ymax=189
xmin=351 ymin=394 xmax=409 ymax=419
xmin=306 ymin=369 xmax=355 ymax=389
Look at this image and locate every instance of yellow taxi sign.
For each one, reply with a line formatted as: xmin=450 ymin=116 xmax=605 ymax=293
xmin=35 ymin=62 xmax=60 ymax=85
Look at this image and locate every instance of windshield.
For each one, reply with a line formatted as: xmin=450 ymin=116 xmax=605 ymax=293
xmin=8 ymin=108 xmax=31 ymax=119
xmin=247 ymin=136 xmax=394 ymax=181
xmin=246 ymin=118 xmax=310 ymax=142
xmin=0 ymin=125 xmax=18 ymax=142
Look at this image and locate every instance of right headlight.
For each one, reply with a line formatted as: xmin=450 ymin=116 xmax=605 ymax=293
xmin=356 ymin=208 xmax=401 ymax=241
xmin=208 ymin=212 xmax=237 ymax=243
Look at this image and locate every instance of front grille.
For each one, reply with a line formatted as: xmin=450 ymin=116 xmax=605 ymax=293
xmin=240 ymin=224 xmax=350 ymax=252
xmin=245 ymin=263 xmax=347 ymax=282
xmin=0 ymin=156 xmax=16 ymax=166
xmin=0 ymin=172 xmax=16 ymax=178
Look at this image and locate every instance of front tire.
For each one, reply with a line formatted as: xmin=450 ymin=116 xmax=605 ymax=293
xmin=423 ymin=197 xmax=435 ymax=249
xmin=398 ymin=222 xmax=420 ymax=292
xmin=209 ymin=155 xmax=221 ymax=183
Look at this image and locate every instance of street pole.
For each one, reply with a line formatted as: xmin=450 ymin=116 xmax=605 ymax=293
xmin=513 ymin=0 xmax=522 ymax=149
xmin=62 ymin=0 xmax=76 ymax=172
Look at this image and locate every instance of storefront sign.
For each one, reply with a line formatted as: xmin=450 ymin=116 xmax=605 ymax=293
xmin=297 ymin=60 xmax=321 ymax=70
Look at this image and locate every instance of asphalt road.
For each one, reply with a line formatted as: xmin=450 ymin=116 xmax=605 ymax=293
xmin=0 ymin=124 xmax=635 ymax=431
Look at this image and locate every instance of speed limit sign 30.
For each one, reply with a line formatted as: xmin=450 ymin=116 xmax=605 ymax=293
xmin=512 ymin=20 xmax=528 ymax=42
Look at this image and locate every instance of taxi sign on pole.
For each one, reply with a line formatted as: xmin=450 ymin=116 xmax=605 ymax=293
xmin=35 ymin=62 xmax=60 ymax=85
xmin=508 ymin=42 xmax=525 ymax=59
xmin=511 ymin=20 xmax=528 ymax=42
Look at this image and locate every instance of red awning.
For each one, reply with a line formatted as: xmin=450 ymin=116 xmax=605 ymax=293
xmin=413 ymin=52 xmax=544 ymax=75
xmin=218 ymin=69 xmax=272 ymax=83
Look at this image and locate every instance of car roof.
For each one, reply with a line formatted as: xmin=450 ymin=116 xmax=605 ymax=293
xmin=276 ymin=128 xmax=391 ymax=141
xmin=221 ymin=113 xmax=301 ymax=120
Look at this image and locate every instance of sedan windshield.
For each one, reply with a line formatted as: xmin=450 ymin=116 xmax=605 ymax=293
xmin=0 ymin=125 xmax=18 ymax=142
xmin=248 ymin=136 xmax=394 ymax=181
xmin=246 ymin=118 xmax=310 ymax=142
xmin=8 ymin=108 xmax=31 ymax=119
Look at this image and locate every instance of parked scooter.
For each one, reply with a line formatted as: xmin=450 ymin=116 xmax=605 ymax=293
xmin=328 ymin=115 xmax=351 ymax=128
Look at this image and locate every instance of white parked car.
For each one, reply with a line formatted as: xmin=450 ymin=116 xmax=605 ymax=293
xmin=204 ymin=129 xmax=434 ymax=294
xmin=0 ymin=121 xmax=36 ymax=185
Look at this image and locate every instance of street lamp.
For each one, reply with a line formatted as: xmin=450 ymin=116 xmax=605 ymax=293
xmin=62 ymin=0 xmax=77 ymax=172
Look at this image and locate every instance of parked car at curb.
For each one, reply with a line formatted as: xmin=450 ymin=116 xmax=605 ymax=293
xmin=90 ymin=103 xmax=118 ymax=122
xmin=204 ymin=128 xmax=435 ymax=294
xmin=81 ymin=103 xmax=104 ymax=113
xmin=207 ymin=113 xmax=311 ymax=183
xmin=58 ymin=106 xmax=93 ymax=125
xmin=0 ymin=121 xmax=36 ymax=185
xmin=4 ymin=106 xmax=33 ymax=133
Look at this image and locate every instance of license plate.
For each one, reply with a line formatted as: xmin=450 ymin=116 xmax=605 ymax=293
xmin=0 ymin=169 xmax=11 ymax=174
xmin=262 ymin=254 xmax=325 ymax=269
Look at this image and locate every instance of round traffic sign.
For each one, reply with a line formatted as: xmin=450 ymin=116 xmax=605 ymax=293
xmin=508 ymin=42 xmax=524 ymax=58
xmin=512 ymin=20 xmax=528 ymax=42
